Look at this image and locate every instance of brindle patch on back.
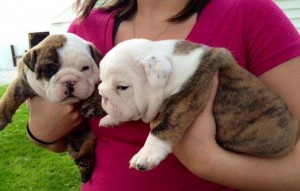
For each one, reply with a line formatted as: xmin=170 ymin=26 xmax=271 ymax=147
xmin=151 ymin=46 xmax=298 ymax=158
xmin=173 ymin=40 xmax=202 ymax=55
xmin=151 ymin=49 xmax=215 ymax=144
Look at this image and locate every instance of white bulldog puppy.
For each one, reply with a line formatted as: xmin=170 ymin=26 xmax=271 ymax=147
xmin=98 ymin=39 xmax=298 ymax=171
xmin=0 ymin=33 xmax=104 ymax=182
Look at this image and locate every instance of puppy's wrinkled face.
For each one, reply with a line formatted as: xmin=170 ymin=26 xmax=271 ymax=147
xmin=23 ymin=34 xmax=102 ymax=104
xmin=98 ymin=39 xmax=173 ymax=125
xmin=98 ymin=49 xmax=150 ymax=124
xmin=98 ymin=71 xmax=141 ymax=123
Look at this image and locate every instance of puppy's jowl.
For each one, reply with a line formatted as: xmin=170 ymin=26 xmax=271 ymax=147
xmin=0 ymin=33 xmax=104 ymax=182
xmin=98 ymin=39 xmax=298 ymax=171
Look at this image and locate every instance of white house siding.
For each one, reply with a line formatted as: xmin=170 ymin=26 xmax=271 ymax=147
xmin=1 ymin=1 xmax=299 ymax=70
xmin=50 ymin=5 xmax=76 ymax=34
xmin=50 ymin=22 xmax=73 ymax=34
xmin=50 ymin=0 xmax=109 ymax=34
xmin=275 ymin=0 xmax=300 ymax=32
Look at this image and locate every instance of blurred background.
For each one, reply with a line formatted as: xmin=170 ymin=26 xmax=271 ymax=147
xmin=0 ymin=0 xmax=299 ymax=70
xmin=0 ymin=0 xmax=74 ymax=70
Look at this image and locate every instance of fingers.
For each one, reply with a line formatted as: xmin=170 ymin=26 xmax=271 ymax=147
xmin=27 ymin=96 xmax=83 ymax=142
xmin=205 ymin=71 xmax=219 ymax=111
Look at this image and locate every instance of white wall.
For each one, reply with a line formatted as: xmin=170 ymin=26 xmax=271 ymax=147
xmin=0 ymin=0 xmax=73 ymax=69
xmin=275 ymin=0 xmax=300 ymax=32
xmin=0 ymin=0 xmax=299 ymax=70
xmin=51 ymin=5 xmax=77 ymax=34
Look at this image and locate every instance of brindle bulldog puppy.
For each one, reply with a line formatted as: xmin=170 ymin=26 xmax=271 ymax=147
xmin=0 ymin=33 xmax=104 ymax=182
xmin=98 ymin=39 xmax=299 ymax=171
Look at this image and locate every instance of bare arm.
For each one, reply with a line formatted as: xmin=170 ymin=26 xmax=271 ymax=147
xmin=174 ymin=56 xmax=300 ymax=191
xmin=27 ymin=96 xmax=84 ymax=152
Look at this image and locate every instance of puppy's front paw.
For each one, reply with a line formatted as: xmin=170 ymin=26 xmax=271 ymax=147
xmin=129 ymin=147 xmax=166 ymax=171
xmin=0 ymin=113 xmax=10 ymax=130
xmin=0 ymin=120 xmax=8 ymax=130
xmin=74 ymin=151 xmax=95 ymax=183
xmin=129 ymin=134 xmax=172 ymax=171
xmin=99 ymin=115 xmax=120 ymax=127
xmin=81 ymin=101 xmax=104 ymax=118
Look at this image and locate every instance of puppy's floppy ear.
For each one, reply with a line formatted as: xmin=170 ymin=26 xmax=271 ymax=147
xmin=89 ymin=44 xmax=103 ymax=66
xmin=23 ymin=49 xmax=37 ymax=71
xmin=139 ymin=55 xmax=172 ymax=89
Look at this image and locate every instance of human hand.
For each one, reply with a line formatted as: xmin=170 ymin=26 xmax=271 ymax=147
xmin=173 ymin=72 xmax=223 ymax=176
xmin=27 ymin=96 xmax=84 ymax=149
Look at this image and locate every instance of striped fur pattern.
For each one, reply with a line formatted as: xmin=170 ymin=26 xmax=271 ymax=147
xmin=153 ymin=44 xmax=298 ymax=157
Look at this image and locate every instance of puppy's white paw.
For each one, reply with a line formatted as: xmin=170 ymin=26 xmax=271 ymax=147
xmin=99 ymin=115 xmax=120 ymax=127
xmin=129 ymin=133 xmax=172 ymax=171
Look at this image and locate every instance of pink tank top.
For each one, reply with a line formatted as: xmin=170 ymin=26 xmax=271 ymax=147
xmin=67 ymin=0 xmax=300 ymax=190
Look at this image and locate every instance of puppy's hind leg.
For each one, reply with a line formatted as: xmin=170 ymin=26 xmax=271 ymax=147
xmin=75 ymin=131 xmax=97 ymax=183
xmin=0 ymin=77 xmax=35 ymax=130
xmin=67 ymin=120 xmax=97 ymax=183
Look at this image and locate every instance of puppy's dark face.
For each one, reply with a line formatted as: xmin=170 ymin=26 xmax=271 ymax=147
xmin=34 ymin=49 xmax=60 ymax=80
xmin=23 ymin=34 xmax=65 ymax=75
xmin=23 ymin=34 xmax=102 ymax=104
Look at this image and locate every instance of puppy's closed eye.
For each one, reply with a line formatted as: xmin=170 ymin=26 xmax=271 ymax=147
xmin=117 ymin=85 xmax=129 ymax=91
xmin=81 ymin=66 xmax=90 ymax=71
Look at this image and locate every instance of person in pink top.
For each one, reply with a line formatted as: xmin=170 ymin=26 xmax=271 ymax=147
xmin=27 ymin=0 xmax=300 ymax=190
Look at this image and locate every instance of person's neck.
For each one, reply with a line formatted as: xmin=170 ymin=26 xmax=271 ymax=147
xmin=135 ymin=0 xmax=189 ymax=24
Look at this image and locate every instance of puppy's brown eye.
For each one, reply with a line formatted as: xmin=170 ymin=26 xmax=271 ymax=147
xmin=117 ymin=86 xmax=129 ymax=90
xmin=40 ymin=64 xmax=59 ymax=80
xmin=81 ymin=66 xmax=90 ymax=71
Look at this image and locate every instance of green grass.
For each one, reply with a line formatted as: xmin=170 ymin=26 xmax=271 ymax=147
xmin=0 ymin=85 xmax=81 ymax=191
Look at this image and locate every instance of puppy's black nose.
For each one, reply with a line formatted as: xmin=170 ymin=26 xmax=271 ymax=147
xmin=65 ymin=81 xmax=76 ymax=96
